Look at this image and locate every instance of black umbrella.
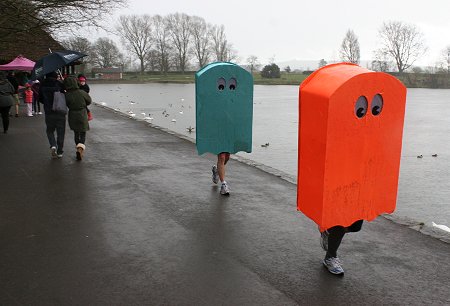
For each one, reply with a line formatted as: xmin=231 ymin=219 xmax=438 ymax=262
xmin=31 ymin=50 xmax=87 ymax=79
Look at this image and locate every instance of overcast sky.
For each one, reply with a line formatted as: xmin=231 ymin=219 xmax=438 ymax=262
xmin=98 ymin=0 xmax=450 ymax=67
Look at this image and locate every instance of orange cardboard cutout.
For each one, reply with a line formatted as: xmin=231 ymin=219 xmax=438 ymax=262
xmin=297 ymin=63 xmax=406 ymax=231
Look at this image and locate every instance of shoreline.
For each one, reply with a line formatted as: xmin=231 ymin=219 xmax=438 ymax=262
xmin=93 ymin=101 xmax=450 ymax=244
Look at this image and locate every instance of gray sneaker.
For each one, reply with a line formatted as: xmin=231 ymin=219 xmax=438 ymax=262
xmin=212 ymin=165 xmax=219 ymax=184
xmin=320 ymin=229 xmax=329 ymax=251
xmin=50 ymin=146 xmax=57 ymax=158
xmin=323 ymin=257 xmax=344 ymax=275
xmin=220 ymin=182 xmax=230 ymax=195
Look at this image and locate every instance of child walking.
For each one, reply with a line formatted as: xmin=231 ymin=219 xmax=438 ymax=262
xmin=24 ymin=83 xmax=33 ymax=117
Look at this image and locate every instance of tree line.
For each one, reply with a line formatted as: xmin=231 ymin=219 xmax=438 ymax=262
xmin=62 ymin=13 xmax=237 ymax=74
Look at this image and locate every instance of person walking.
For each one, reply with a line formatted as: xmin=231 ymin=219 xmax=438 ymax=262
xmin=6 ymin=71 xmax=20 ymax=117
xmin=24 ymin=83 xmax=34 ymax=117
xmin=31 ymin=80 xmax=42 ymax=115
xmin=63 ymin=76 xmax=92 ymax=161
xmin=0 ymin=71 xmax=15 ymax=133
xmin=78 ymin=75 xmax=92 ymax=121
xmin=39 ymin=71 xmax=66 ymax=158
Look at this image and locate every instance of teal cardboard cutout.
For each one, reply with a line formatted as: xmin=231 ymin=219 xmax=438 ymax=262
xmin=195 ymin=62 xmax=253 ymax=155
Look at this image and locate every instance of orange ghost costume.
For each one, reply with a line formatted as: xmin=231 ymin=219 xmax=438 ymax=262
xmin=297 ymin=63 xmax=407 ymax=231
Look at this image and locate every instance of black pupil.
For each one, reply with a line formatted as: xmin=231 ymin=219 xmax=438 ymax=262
xmin=229 ymin=84 xmax=235 ymax=90
xmin=372 ymin=106 xmax=380 ymax=115
xmin=218 ymin=84 xmax=224 ymax=90
xmin=356 ymin=108 xmax=365 ymax=118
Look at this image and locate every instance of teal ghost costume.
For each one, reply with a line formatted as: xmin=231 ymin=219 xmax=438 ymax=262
xmin=195 ymin=62 xmax=253 ymax=155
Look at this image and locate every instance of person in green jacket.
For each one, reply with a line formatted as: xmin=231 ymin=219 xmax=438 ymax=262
xmin=63 ymin=76 xmax=92 ymax=161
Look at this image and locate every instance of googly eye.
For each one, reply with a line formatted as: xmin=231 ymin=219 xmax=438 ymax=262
xmin=228 ymin=78 xmax=237 ymax=90
xmin=217 ymin=78 xmax=226 ymax=91
xmin=371 ymin=94 xmax=383 ymax=116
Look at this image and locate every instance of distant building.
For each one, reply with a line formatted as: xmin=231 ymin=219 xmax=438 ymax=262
xmin=91 ymin=67 xmax=123 ymax=80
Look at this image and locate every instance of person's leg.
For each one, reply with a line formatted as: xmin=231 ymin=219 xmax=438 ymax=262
xmin=55 ymin=114 xmax=66 ymax=155
xmin=45 ymin=115 xmax=57 ymax=148
xmin=326 ymin=226 xmax=346 ymax=259
xmin=217 ymin=152 xmax=231 ymax=195
xmin=217 ymin=153 xmax=227 ymax=182
xmin=74 ymin=131 xmax=80 ymax=145
xmin=322 ymin=220 xmax=363 ymax=275
xmin=79 ymin=132 xmax=86 ymax=144
xmin=27 ymin=103 xmax=33 ymax=116
xmin=0 ymin=106 xmax=10 ymax=133
xmin=14 ymin=94 xmax=19 ymax=116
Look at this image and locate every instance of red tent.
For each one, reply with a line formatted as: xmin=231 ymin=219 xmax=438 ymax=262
xmin=0 ymin=55 xmax=35 ymax=71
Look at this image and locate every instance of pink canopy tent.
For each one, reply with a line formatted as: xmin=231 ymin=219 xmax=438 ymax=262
xmin=0 ymin=55 xmax=35 ymax=71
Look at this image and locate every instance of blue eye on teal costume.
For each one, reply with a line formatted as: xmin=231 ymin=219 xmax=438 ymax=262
xmin=195 ymin=62 xmax=254 ymax=155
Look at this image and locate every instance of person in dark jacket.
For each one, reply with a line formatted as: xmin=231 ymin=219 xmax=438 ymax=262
xmin=64 ymin=76 xmax=92 ymax=161
xmin=0 ymin=71 xmax=15 ymax=133
xmin=39 ymin=71 xmax=66 ymax=158
xmin=6 ymin=71 xmax=19 ymax=117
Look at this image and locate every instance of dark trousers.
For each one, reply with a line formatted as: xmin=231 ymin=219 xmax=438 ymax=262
xmin=326 ymin=220 xmax=363 ymax=258
xmin=32 ymin=98 xmax=41 ymax=113
xmin=0 ymin=106 xmax=11 ymax=132
xmin=45 ymin=113 xmax=66 ymax=154
xmin=74 ymin=131 xmax=86 ymax=145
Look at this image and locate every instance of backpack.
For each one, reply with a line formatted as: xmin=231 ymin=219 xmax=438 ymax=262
xmin=52 ymin=91 xmax=67 ymax=114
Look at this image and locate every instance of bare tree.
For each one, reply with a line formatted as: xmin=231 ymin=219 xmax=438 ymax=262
xmin=318 ymin=59 xmax=327 ymax=68
xmin=440 ymin=45 xmax=450 ymax=74
xmin=0 ymin=0 xmax=127 ymax=44
xmin=60 ymin=36 xmax=93 ymax=57
xmin=377 ymin=21 xmax=427 ymax=74
xmin=210 ymin=24 xmax=235 ymax=62
xmin=152 ymin=15 xmax=172 ymax=74
xmin=167 ymin=13 xmax=192 ymax=73
xmin=371 ymin=49 xmax=392 ymax=72
xmin=339 ymin=29 xmax=360 ymax=64
xmin=91 ymin=37 xmax=124 ymax=68
xmin=246 ymin=55 xmax=261 ymax=73
xmin=117 ymin=15 xmax=153 ymax=74
xmin=190 ymin=16 xmax=211 ymax=69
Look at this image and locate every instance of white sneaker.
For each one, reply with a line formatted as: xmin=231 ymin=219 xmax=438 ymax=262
xmin=212 ymin=165 xmax=219 ymax=184
xmin=323 ymin=257 xmax=344 ymax=275
xmin=220 ymin=182 xmax=230 ymax=195
xmin=50 ymin=146 xmax=57 ymax=158
xmin=38 ymin=112 xmax=43 ymax=115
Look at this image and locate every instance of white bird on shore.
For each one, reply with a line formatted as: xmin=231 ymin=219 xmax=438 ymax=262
xmin=179 ymin=111 xmax=183 ymax=114
xmin=141 ymin=112 xmax=146 ymax=116
xmin=432 ymin=222 xmax=450 ymax=232
xmin=180 ymin=98 xmax=185 ymax=102
xmin=171 ymin=119 xmax=177 ymax=122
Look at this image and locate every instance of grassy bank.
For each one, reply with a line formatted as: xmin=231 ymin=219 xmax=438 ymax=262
xmin=88 ymin=71 xmax=450 ymax=88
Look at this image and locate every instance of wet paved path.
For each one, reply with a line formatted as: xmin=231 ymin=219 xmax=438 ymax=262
xmin=1 ymin=105 xmax=449 ymax=305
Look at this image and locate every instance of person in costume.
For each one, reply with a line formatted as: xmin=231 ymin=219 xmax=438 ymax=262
xmin=195 ymin=62 xmax=253 ymax=195
xmin=297 ymin=63 xmax=407 ymax=275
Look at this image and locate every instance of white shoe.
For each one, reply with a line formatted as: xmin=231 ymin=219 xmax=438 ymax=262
xmin=50 ymin=146 xmax=57 ymax=158
xmin=323 ymin=257 xmax=344 ymax=275
xmin=220 ymin=182 xmax=230 ymax=195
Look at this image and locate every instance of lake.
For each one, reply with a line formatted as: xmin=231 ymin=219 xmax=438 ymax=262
xmin=90 ymin=83 xmax=450 ymax=239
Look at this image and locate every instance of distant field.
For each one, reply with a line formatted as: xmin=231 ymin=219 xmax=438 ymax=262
xmin=89 ymin=71 xmax=450 ymax=88
xmin=117 ymin=72 xmax=308 ymax=85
